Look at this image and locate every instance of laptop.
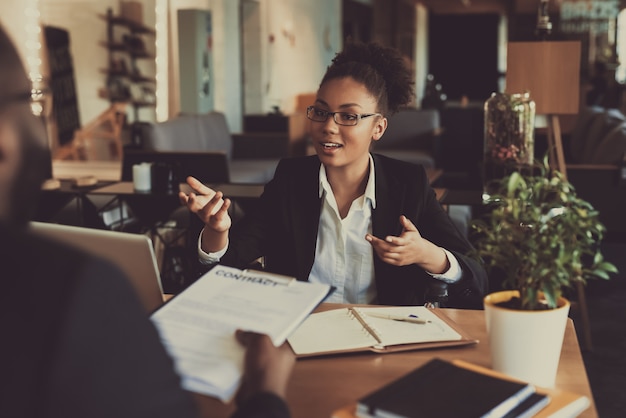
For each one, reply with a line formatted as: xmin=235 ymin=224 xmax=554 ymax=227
xmin=121 ymin=150 xmax=230 ymax=184
xmin=29 ymin=221 xmax=164 ymax=313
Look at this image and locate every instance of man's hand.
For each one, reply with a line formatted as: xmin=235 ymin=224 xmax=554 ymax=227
xmin=234 ymin=330 xmax=296 ymax=405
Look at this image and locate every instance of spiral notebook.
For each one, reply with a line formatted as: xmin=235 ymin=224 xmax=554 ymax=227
xmin=287 ymin=306 xmax=477 ymax=357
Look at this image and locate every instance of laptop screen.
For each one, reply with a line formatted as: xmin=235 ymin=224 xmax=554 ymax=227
xmin=29 ymin=222 xmax=164 ymax=313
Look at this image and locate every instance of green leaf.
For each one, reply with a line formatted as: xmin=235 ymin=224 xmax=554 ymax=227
xmin=591 ymin=270 xmax=611 ymax=280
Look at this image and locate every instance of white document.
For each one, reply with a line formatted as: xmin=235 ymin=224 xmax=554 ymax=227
xmin=150 ymin=265 xmax=332 ymax=402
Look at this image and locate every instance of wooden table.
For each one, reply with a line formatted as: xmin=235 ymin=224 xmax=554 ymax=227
xmin=89 ymin=181 xmax=265 ymax=200
xmin=51 ymin=159 xmax=122 ymax=182
xmin=87 ymin=181 xmax=266 ymax=226
xmin=37 ymin=179 xmax=117 ymax=225
xmin=192 ymin=304 xmax=597 ymax=418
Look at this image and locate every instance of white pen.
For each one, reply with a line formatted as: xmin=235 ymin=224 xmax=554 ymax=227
xmin=365 ymin=312 xmax=431 ymax=324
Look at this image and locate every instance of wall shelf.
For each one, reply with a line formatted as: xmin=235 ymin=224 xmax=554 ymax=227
xmin=98 ymin=13 xmax=156 ymax=35
xmin=99 ymin=68 xmax=155 ymax=84
xmin=98 ymin=41 xmax=155 ymax=59
xmin=100 ymin=8 xmax=156 ymax=122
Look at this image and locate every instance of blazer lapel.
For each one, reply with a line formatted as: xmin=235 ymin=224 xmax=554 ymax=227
xmin=372 ymin=154 xmax=404 ymax=239
xmin=291 ymin=158 xmax=322 ymax=280
xmin=371 ymin=155 xmax=408 ymax=302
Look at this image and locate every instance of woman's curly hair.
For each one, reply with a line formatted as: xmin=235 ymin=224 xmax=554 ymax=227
xmin=319 ymin=41 xmax=415 ymax=116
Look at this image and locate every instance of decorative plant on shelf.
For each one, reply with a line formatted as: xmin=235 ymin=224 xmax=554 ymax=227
xmin=483 ymin=92 xmax=535 ymax=165
xmin=482 ymin=92 xmax=536 ymax=200
xmin=470 ymin=156 xmax=617 ymax=311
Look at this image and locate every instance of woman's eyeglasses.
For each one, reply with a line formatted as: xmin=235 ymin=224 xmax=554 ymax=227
xmin=306 ymin=105 xmax=381 ymax=126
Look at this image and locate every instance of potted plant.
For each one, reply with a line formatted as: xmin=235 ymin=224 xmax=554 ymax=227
xmin=470 ymin=157 xmax=617 ymax=387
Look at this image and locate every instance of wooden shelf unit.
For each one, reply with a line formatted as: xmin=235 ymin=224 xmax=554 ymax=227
xmin=100 ymin=8 xmax=156 ymax=121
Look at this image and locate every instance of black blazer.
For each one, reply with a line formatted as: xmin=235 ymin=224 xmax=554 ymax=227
xmin=221 ymin=154 xmax=488 ymax=308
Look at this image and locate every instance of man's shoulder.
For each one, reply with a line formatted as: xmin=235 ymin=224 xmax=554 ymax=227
xmin=2 ymin=224 xmax=84 ymax=262
xmin=1 ymin=224 xmax=116 ymax=283
xmin=1 ymin=224 xmax=136 ymax=321
xmin=31 ymin=228 xmax=92 ymax=263
xmin=0 ymin=224 xmax=116 ymax=328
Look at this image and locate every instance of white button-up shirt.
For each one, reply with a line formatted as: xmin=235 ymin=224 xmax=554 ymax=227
xmin=308 ymin=156 xmax=378 ymax=304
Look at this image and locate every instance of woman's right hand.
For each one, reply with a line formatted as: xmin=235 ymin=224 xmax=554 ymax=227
xmin=179 ymin=176 xmax=232 ymax=233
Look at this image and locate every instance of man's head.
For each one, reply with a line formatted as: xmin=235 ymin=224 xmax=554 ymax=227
xmin=0 ymin=24 xmax=50 ymax=227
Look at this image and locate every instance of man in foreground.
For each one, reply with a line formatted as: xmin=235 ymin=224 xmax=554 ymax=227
xmin=0 ymin=23 xmax=294 ymax=418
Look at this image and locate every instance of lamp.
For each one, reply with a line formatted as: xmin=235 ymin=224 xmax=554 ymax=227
xmin=505 ymin=40 xmax=581 ymax=181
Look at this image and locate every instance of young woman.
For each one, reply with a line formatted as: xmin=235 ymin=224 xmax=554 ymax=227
xmin=180 ymin=41 xmax=487 ymax=308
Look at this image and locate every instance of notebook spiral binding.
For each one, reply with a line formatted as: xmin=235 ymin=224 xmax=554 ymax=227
xmin=351 ymin=308 xmax=384 ymax=345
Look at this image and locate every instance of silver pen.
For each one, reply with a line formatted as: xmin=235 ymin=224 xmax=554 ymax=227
xmin=365 ymin=312 xmax=431 ymax=324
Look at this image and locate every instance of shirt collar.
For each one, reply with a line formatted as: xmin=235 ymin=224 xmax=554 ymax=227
xmin=318 ymin=154 xmax=377 ymax=209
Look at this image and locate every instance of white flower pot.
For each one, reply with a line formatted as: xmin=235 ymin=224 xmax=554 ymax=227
xmin=484 ymin=290 xmax=571 ymax=388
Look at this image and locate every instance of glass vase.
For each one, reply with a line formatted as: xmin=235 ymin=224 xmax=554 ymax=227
xmin=483 ymin=92 xmax=536 ymax=200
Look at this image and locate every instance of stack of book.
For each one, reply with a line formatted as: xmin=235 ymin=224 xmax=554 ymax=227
xmin=333 ymin=358 xmax=589 ymax=418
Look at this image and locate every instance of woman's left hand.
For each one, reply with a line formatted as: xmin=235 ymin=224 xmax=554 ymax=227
xmin=365 ymin=215 xmax=425 ymax=266
xmin=366 ymin=215 xmax=450 ymax=274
